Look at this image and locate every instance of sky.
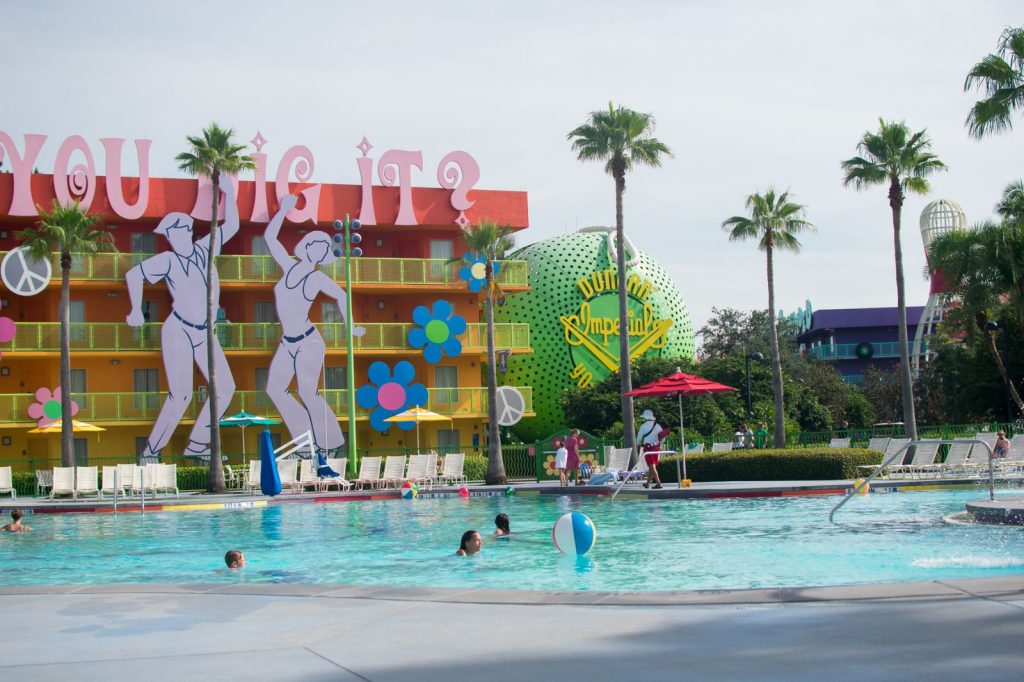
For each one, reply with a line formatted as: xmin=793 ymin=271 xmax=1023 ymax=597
xmin=1 ymin=0 xmax=1021 ymax=340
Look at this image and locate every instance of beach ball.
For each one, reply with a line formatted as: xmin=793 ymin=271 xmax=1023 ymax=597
xmin=504 ymin=486 xmax=515 ymax=497
xmin=458 ymin=487 xmax=470 ymax=498
xmin=401 ymin=481 xmax=418 ymax=499
xmin=552 ymin=511 xmax=596 ymax=556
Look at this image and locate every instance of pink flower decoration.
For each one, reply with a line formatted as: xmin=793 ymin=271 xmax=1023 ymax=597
xmin=0 ymin=299 xmax=15 ymax=360
xmin=27 ymin=386 xmax=79 ymax=428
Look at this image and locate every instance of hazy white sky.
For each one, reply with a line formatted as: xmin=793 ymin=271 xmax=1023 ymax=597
xmin=1 ymin=1 xmax=1020 ymax=334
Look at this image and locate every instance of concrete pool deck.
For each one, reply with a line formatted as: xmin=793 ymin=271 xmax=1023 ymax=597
xmin=2 ymin=577 xmax=1023 ymax=681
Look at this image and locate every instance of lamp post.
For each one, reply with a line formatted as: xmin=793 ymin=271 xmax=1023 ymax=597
xmin=333 ymin=215 xmax=362 ymax=476
xmin=745 ymin=352 xmax=764 ymax=416
xmin=984 ymin=321 xmax=1012 ymax=424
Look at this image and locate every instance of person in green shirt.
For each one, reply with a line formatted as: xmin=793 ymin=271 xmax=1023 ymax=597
xmin=755 ymin=422 xmax=769 ymax=448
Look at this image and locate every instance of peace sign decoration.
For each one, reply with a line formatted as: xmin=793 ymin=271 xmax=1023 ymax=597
xmin=1 ymin=247 xmax=52 ymax=296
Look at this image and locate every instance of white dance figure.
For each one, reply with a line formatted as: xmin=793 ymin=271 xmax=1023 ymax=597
xmin=264 ymin=194 xmax=364 ymax=452
xmin=125 ymin=181 xmax=239 ymax=459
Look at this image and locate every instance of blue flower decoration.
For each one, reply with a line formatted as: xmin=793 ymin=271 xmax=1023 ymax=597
xmin=356 ymin=360 xmax=428 ymax=432
xmin=408 ymin=300 xmax=467 ymax=363
xmin=458 ymin=252 xmax=500 ymax=293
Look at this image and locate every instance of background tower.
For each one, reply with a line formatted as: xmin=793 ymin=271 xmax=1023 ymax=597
xmin=912 ymin=198 xmax=967 ymax=376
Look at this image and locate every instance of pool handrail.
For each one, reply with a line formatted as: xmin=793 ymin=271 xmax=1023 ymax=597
xmin=829 ymin=438 xmax=995 ymax=523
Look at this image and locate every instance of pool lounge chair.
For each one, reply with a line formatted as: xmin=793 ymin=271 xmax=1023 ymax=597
xmin=297 ymin=459 xmax=319 ymax=492
xmin=604 ymin=447 xmax=644 ymax=482
xmin=277 ymin=459 xmax=299 ymax=494
xmin=100 ymin=466 xmax=120 ymax=497
xmin=995 ymin=435 xmax=1024 ymax=473
xmin=321 ymin=457 xmax=351 ymax=491
xmin=245 ymin=460 xmax=262 ymax=493
xmin=35 ymin=469 xmax=53 ymax=497
xmin=438 ymin=453 xmax=466 ymax=486
xmin=935 ymin=441 xmax=977 ymax=478
xmin=686 ymin=443 xmax=705 ymax=455
xmin=711 ymin=442 xmax=733 ymax=453
xmin=50 ymin=467 xmax=75 ymax=499
xmin=379 ymin=456 xmax=407 ymax=489
xmin=117 ymin=464 xmax=137 ymax=495
xmin=155 ymin=464 xmax=178 ymax=497
xmin=887 ymin=440 xmax=942 ymax=479
xmin=404 ymin=455 xmax=431 ymax=487
xmin=866 ymin=437 xmax=890 ymax=454
xmin=353 ymin=456 xmax=382 ymax=490
xmin=829 ymin=438 xmax=851 ymax=449
xmin=75 ymin=466 xmax=101 ymax=499
xmin=0 ymin=466 xmax=15 ymax=498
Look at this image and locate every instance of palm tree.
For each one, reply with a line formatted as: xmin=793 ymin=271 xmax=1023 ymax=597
xmin=996 ymin=179 xmax=1024 ymax=226
xmin=722 ymin=189 xmax=814 ymax=448
xmin=841 ymin=119 xmax=946 ymax=442
xmin=567 ymin=103 xmax=672 ymax=459
xmin=965 ymin=27 xmax=1024 ymax=139
xmin=459 ymin=221 xmax=515 ymax=485
xmin=929 ymin=223 xmax=1024 ymax=414
xmin=176 ymin=123 xmax=255 ymax=493
xmin=15 ymin=201 xmax=115 ymax=466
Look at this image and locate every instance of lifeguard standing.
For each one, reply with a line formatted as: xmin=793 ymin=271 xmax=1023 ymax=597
xmin=125 ymin=181 xmax=240 ymax=460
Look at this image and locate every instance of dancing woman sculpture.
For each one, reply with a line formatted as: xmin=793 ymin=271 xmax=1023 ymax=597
xmin=264 ymin=195 xmax=363 ymax=451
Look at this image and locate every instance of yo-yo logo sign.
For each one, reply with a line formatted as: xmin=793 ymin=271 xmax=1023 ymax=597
xmin=560 ymin=268 xmax=672 ymax=388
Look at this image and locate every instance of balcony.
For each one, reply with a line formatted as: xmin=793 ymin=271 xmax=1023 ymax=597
xmin=0 ymin=252 xmax=529 ymax=289
xmin=804 ymin=341 xmax=927 ymax=361
xmin=0 ymin=387 xmax=533 ymax=426
xmin=4 ymin=322 xmax=531 ymax=355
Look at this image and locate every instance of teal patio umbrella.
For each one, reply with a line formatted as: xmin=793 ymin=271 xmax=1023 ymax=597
xmin=219 ymin=412 xmax=280 ymax=459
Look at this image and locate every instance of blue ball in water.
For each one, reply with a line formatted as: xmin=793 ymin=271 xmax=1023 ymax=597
xmin=552 ymin=511 xmax=596 ymax=556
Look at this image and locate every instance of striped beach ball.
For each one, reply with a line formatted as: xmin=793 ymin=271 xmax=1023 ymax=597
xmin=552 ymin=511 xmax=596 ymax=556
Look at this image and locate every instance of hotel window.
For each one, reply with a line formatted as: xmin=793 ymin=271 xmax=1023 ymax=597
xmin=73 ymin=438 xmax=89 ymax=465
xmin=70 ymin=300 xmax=86 ymax=342
xmin=429 ymin=239 xmax=453 ymax=281
xmin=322 ymin=302 xmax=342 ymax=344
xmin=325 ymin=366 xmax=346 ymax=413
xmin=435 ymin=366 xmax=458 ymax=404
xmin=436 ymin=429 xmax=461 ymax=455
xmin=255 ymin=367 xmax=269 ymax=407
xmin=253 ymin=301 xmax=277 ymax=341
xmin=70 ymin=368 xmax=88 ymax=415
xmin=252 ymin=235 xmax=273 ymax=280
xmin=135 ymin=300 xmax=159 ymax=345
xmin=135 ymin=437 xmax=150 ymax=462
xmin=133 ymin=368 xmax=160 ymax=410
xmin=130 ymin=232 xmax=158 ymax=265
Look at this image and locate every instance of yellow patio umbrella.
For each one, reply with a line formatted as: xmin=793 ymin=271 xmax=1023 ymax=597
xmin=384 ymin=407 xmax=452 ymax=453
xmin=28 ymin=420 xmax=106 ymax=442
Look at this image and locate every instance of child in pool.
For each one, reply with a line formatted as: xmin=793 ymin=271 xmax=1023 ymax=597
xmin=455 ymin=530 xmax=482 ymax=556
xmin=224 ymin=549 xmax=246 ymax=569
xmin=1 ymin=509 xmax=31 ymax=533
xmin=494 ymin=513 xmax=511 ymax=536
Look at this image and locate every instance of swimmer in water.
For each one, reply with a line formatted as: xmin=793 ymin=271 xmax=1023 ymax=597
xmin=494 ymin=513 xmax=511 ymax=536
xmin=455 ymin=530 xmax=482 ymax=556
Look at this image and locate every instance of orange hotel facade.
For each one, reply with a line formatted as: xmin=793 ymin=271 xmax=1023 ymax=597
xmin=0 ymin=142 xmax=533 ymax=469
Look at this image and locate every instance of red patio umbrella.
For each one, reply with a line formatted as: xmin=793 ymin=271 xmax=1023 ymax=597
xmin=625 ymin=368 xmax=737 ymax=485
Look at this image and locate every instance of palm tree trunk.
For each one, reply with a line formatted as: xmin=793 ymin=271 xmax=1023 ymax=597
xmin=60 ymin=255 xmax=74 ymax=467
xmin=889 ymin=181 xmax=918 ymax=440
xmin=982 ymin=326 xmax=1024 ymax=415
xmin=615 ymin=173 xmax=637 ymax=464
xmin=765 ymin=245 xmax=786 ymax=447
xmin=207 ymin=177 xmax=226 ymax=493
xmin=484 ymin=278 xmax=506 ymax=485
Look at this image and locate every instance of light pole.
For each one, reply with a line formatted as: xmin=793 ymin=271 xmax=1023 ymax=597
xmin=745 ymin=352 xmax=764 ymax=417
xmin=332 ymin=215 xmax=362 ymax=476
xmin=984 ymin=321 xmax=1012 ymax=424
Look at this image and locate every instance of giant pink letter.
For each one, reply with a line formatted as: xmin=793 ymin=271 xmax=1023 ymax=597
xmin=190 ymin=175 xmax=240 ymax=220
xmin=0 ymin=132 xmax=47 ymax=216
xmin=378 ymin=150 xmax=422 ymax=225
xmin=437 ymin=151 xmax=479 ymax=212
xmin=101 ymin=138 xmax=152 ymax=220
xmin=53 ymin=135 xmax=97 ymax=210
xmin=275 ymin=145 xmax=320 ymax=224
xmin=356 ymin=138 xmax=377 ymax=226
xmin=250 ymin=150 xmax=270 ymax=223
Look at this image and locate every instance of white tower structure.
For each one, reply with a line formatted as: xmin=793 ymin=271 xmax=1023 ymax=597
xmin=912 ymin=199 xmax=967 ymax=376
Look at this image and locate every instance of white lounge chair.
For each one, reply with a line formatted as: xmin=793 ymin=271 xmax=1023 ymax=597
xmin=404 ymin=455 xmax=430 ymax=487
xmin=320 ymin=457 xmax=351 ymax=491
xmin=245 ymin=460 xmax=262 ymax=493
xmin=995 ymin=435 xmax=1024 ymax=473
xmin=353 ymin=456 xmax=382 ymax=489
xmin=0 ymin=466 xmax=15 ymax=498
xmin=604 ymin=447 xmax=643 ymax=482
xmin=438 ymin=453 xmax=466 ymax=485
xmin=888 ymin=440 xmax=942 ymax=479
xmin=424 ymin=452 xmax=439 ymax=488
xmin=75 ymin=466 xmax=100 ymax=499
xmin=100 ymin=466 xmax=120 ymax=497
xmin=829 ymin=438 xmax=851 ymax=449
xmin=379 ymin=456 xmax=407 ymax=489
xmin=935 ymin=441 xmax=975 ymax=478
xmin=117 ymin=464 xmax=137 ymax=495
xmin=884 ymin=438 xmax=912 ymax=467
xmin=686 ymin=443 xmax=705 ymax=454
xmin=711 ymin=442 xmax=734 ymax=453
xmin=866 ymin=437 xmax=891 ymax=454
xmin=297 ymin=459 xmax=319 ymax=492
xmin=132 ymin=464 xmax=160 ymax=496
xmin=155 ymin=464 xmax=178 ymax=496
xmin=35 ymin=469 xmax=53 ymax=497
xmin=277 ymin=459 xmax=299 ymax=494
xmin=50 ymin=467 xmax=75 ymax=499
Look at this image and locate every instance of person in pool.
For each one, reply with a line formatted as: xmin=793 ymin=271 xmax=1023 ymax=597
xmin=494 ymin=513 xmax=511 ymax=536
xmin=455 ymin=530 xmax=482 ymax=556
xmin=1 ymin=509 xmax=31 ymax=533
xmin=224 ymin=549 xmax=246 ymax=569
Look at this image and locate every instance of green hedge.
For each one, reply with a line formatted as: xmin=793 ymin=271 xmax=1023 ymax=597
xmin=464 ymin=455 xmax=487 ymax=482
xmin=659 ymin=448 xmax=882 ymax=483
xmin=12 ymin=472 xmax=35 ymax=497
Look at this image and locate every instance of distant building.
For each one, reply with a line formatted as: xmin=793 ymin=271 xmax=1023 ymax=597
xmin=787 ymin=301 xmax=926 ymax=383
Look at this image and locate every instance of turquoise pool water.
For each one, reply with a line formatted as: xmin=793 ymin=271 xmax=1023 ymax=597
xmin=2 ymin=489 xmax=1022 ymax=591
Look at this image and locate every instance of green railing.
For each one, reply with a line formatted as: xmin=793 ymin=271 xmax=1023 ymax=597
xmin=804 ymin=341 xmax=927 ymax=361
xmin=1 ymin=252 xmax=529 ymax=288
xmin=0 ymin=387 xmax=532 ymax=425
xmin=5 ymin=322 xmax=531 ymax=354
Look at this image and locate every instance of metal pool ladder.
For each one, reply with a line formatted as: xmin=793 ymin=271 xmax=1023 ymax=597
xmin=828 ymin=438 xmax=995 ymax=523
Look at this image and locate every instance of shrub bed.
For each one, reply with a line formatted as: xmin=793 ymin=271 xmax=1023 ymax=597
xmin=659 ymin=448 xmax=882 ymax=483
xmin=464 ymin=455 xmax=487 ymax=483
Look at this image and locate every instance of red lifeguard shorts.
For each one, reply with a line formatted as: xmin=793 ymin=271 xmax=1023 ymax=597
xmin=643 ymin=445 xmax=660 ymax=467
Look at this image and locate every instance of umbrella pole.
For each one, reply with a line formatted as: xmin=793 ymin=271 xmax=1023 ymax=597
xmin=678 ymin=394 xmax=687 ymax=486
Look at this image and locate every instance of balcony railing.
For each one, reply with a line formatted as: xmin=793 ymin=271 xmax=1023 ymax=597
xmin=0 ymin=386 xmax=533 ymax=425
xmin=0 ymin=252 xmax=529 ymax=288
xmin=804 ymin=341 xmax=927 ymax=361
xmin=4 ymin=322 xmax=531 ymax=354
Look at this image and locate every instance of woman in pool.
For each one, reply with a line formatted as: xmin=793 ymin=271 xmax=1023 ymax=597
xmin=455 ymin=530 xmax=483 ymax=556
xmin=494 ymin=513 xmax=510 ymax=536
xmin=264 ymin=194 xmax=364 ymax=453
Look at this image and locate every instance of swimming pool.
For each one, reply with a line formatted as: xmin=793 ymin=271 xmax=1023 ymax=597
xmin=2 ymin=489 xmax=1022 ymax=591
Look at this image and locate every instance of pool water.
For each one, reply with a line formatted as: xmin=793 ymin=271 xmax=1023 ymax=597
xmin=2 ymin=489 xmax=1022 ymax=591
